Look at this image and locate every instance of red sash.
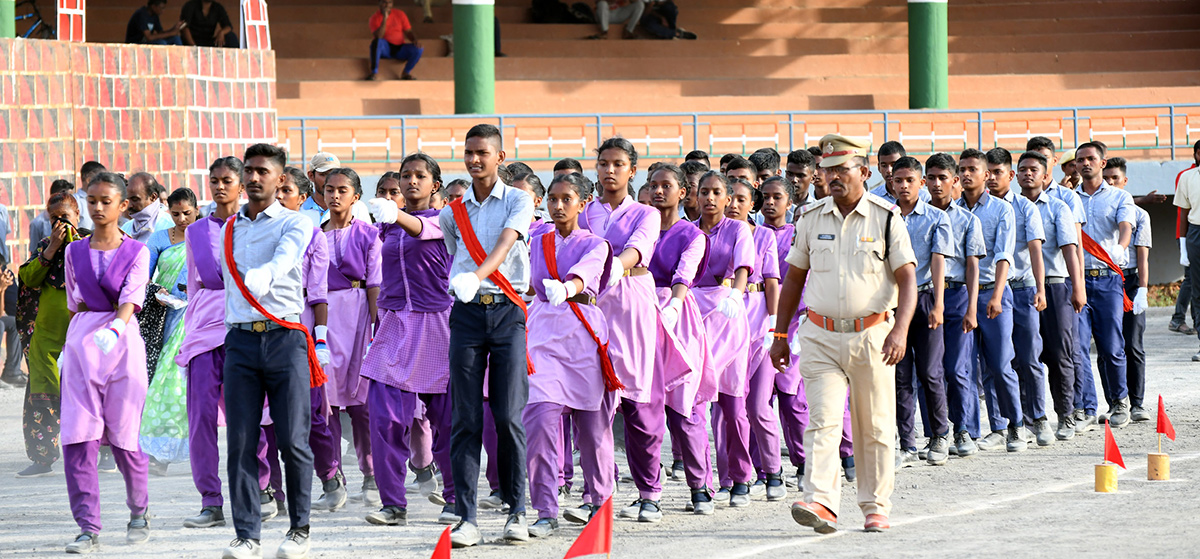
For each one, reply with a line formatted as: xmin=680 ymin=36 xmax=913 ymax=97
xmin=540 ymin=233 xmax=624 ymax=392
xmin=223 ymin=217 xmax=327 ymax=388
xmin=449 ymin=199 xmax=535 ymax=375
xmin=1080 ymin=231 xmax=1134 ymax=312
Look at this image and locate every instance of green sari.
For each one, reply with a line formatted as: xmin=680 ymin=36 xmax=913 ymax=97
xmin=139 ymin=240 xmax=190 ymax=463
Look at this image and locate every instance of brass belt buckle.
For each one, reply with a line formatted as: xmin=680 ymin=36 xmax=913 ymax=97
xmin=252 ymin=321 xmax=267 ymax=333
xmin=480 ymin=294 xmax=495 ymax=305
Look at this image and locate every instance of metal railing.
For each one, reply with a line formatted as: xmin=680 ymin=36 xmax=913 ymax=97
xmin=279 ymin=104 xmax=1200 ymax=171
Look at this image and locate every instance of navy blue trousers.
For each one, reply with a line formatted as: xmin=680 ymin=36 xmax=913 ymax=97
xmin=1040 ymin=281 xmax=1079 ymax=418
xmin=1079 ymin=273 xmax=1128 ymax=406
xmin=978 ymin=286 xmax=1023 ymax=431
xmin=1011 ymin=285 xmax=1047 ymax=423
xmin=897 ymin=290 xmax=950 ymax=449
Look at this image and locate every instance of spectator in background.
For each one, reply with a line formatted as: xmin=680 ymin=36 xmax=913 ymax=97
xmin=684 ymin=150 xmax=710 ymax=169
xmin=127 ymin=0 xmax=186 ymax=45
xmin=640 ymin=0 xmax=695 ymax=40
xmin=180 ymin=0 xmax=238 ymax=48
xmin=0 ymin=269 xmax=22 ymax=387
xmin=749 ymin=148 xmax=782 ymax=184
xmin=29 ymin=180 xmax=75 ymax=257
xmin=554 ymin=158 xmax=584 ymax=178
xmin=0 ymin=192 xmax=11 ymax=270
xmin=75 ymin=161 xmax=105 ymax=231
xmin=588 ymin=0 xmax=644 ymax=40
xmin=443 ymin=179 xmax=470 ymax=204
xmin=121 ymin=173 xmax=175 ymax=242
xmin=368 ymin=0 xmax=424 ymax=81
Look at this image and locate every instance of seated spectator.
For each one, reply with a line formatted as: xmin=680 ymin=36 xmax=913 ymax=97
xmin=532 ymin=0 xmax=596 ymax=24
xmin=368 ymin=0 xmax=424 ymax=81
xmin=126 ymin=0 xmax=185 ymax=45
xmin=640 ymin=0 xmax=695 ymax=40
xmin=588 ymin=0 xmax=644 ymax=40
xmin=180 ymin=0 xmax=238 ymax=48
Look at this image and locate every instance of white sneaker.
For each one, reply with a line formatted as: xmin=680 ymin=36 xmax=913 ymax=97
xmin=221 ymin=538 xmax=262 ymax=559
xmin=276 ymin=528 xmax=309 ymax=559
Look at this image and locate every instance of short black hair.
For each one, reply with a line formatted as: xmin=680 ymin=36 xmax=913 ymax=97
xmin=554 ymin=157 xmax=583 ymax=173
xmin=595 ymin=136 xmax=639 ymax=167
xmin=719 ymin=153 xmax=739 ymax=168
xmin=80 ymin=161 xmax=106 ymax=183
xmin=1077 ymin=141 xmax=1107 ymax=159
xmin=806 ymin=146 xmax=822 ymax=158
xmin=167 ymin=186 xmax=198 ymax=208
xmin=985 ymin=147 xmax=1012 ymax=167
xmin=959 ymin=148 xmax=987 ymax=163
xmin=724 ymin=156 xmax=758 ymax=177
xmin=507 ymin=161 xmax=534 ymax=177
xmin=466 ymin=123 xmax=503 ymax=150
xmin=445 ymin=178 xmax=470 ymax=192
xmin=891 ymin=156 xmax=922 ymax=175
xmin=878 ymin=141 xmax=907 ymax=158
xmin=1018 ymin=151 xmax=1049 ymax=172
xmin=1026 ymin=136 xmax=1056 ymax=153
xmin=786 ymin=149 xmax=816 ymax=169
xmin=50 ymin=179 xmax=75 ymax=196
xmin=748 ymin=149 xmax=781 ymax=175
xmin=128 ymin=172 xmax=164 ymax=198
xmin=924 ymin=153 xmax=958 ymax=175
xmin=512 ymin=172 xmax=545 ymax=198
xmin=1104 ymin=156 xmax=1127 ymax=174
xmin=243 ymin=143 xmax=288 ymax=170
xmin=680 ymin=160 xmax=708 ymax=178
xmin=283 ymin=166 xmax=313 ymax=198
xmin=684 ymin=150 xmax=710 ymax=166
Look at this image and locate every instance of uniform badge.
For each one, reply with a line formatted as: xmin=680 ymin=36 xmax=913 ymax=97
xmin=818 ymin=234 xmax=835 ymax=240
xmin=859 ymin=236 xmax=875 ymax=242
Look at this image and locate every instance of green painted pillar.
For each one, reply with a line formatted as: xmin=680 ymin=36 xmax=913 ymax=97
xmin=908 ymin=0 xmax=948 ymax=109
xmin=453 ymin=0 xmax=495 ymax=114
xmin=0 ymin=0 xmax=16 ymax=39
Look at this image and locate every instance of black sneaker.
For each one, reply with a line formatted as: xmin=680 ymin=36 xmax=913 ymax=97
xmin=841 ymin=456 xmax=855 ymax=481
xmin=15 ymin=462 xmax=54 ymax=478
xmin=183 ymin=506 xmax=226 ymax=528
xmin=365 ymin=505 xmax=408 ymax=526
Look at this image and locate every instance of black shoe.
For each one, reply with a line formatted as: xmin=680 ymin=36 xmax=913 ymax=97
xmin=0 ymin=373 xmax=27 ymax=387
xmin=183 ymin=506 xmax=226 ymax=528
xmin=690 ymin=487 xmax=714 ymax=515
xmin=365 ymin=505 xmax=408 ymax=526
xmin=15 ymin=462 xmax=54 ymax=478
xmin=841 ymin=456 xmax=856 ymax=482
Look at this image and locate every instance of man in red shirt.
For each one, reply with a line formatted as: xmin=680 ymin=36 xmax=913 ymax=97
xmin=369 ymin=0 xmax=424 ymax=81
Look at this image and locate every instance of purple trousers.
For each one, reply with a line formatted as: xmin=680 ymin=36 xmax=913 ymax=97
xmin=665 ymin=402 xmax=713 ymax=490
xmin=620 ymin=391 xmax=666 ymax=500
xmin=329 ymin=404 xmax=374 ymax=477
xmin=410 ymin=415 xmax=432 ymax=469
xmin=711 ymin=393 xmax=753 ymax=486
xmin=188 ymin=349 xmax=271 ymax=507
xmin=370 ymin=381 xmax=455 ymax=508
xmin=746 ymin=355 xmax=783 ymax=477
xmin=559 ymin=413 xmax=576 ymax=490
xmin=309 ymin=387 xmax=341 ymax=482
xmin=525 ymin=394 xmax=616 ymax=520
xmin=64 ymin=440 xmax=147 ymax=533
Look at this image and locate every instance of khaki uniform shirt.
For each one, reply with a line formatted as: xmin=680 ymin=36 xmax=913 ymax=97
xmin=786 ymin=193 xmax=917 ymax=319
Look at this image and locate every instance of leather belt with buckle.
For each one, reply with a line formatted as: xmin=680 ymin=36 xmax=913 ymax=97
xmin=1009 ymin=278 xmax=1036 ymax=289
xmin=806 ymin=310 xmax=889 ymax=333
xmin=566 ymin=293 xmax=596 ymax=305
xmin=232 ymin=314 xmax=300 ymax=333
xmin=76 ymin=302 xmax=118 ymax=313
xmin=469 ymin=293 xmax=512 ymax=305
xmin=979 ymin=281 xmax=996 ymax=291
xmin=622 ymin=267 xmax=650 ymax=278
xmin=917 ymin=282 xmax=933 ymax=292
xmin=1086 ymin=268 xmax=1116 ymax=278
xmin=945 ymin=280 xmax=965 ymax=289
xmin=1122 ymin=268 xmax=1137 ymax=277
xmin=333 ymin=279 xmax=366 ymax=291
xmin=1045 ymin=276 xmax=1067 ymax=285
xmin=746 ymin=282 xmax=766 ymax=293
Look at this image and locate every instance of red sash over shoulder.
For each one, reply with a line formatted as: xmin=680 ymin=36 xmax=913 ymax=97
xmin=449 ymin=199 xmax=535 ymax=375
xmin=1080 ymin=231 xmax=1134 ymax=312
xmin=223 ymin=216 xmax=327 ymax=388
xmin=541 ymin=233 xmax=623 ymax=392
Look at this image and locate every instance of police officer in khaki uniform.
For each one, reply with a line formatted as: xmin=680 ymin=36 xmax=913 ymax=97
xmin=770 ymin=134 xmax=917 ymax=534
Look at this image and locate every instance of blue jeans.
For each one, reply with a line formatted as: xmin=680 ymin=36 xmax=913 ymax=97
xmin=370 ymin=39 xmax=424 ymax=75
xmin=224 ymin=328 xmax=313 ymax=540
xmin=148 ymin=35 xmax=183 ymax=46
xmin=1080 ymin=273 xmax=1129 ymax=405
xmin=1011 ymin=285 xmax=1046 ymax=423
xmin=977 ymin=286 xmax=1022 ymax=431
xmin=448 ymin=300 xmax=529 ymax=525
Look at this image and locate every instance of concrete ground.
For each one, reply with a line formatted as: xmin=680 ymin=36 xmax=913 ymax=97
xmin=1 ymin=308 xmax=1198 ymax=558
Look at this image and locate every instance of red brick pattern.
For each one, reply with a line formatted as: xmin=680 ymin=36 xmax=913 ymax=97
xmin=0 ymin=38 xmax=276 ymax=258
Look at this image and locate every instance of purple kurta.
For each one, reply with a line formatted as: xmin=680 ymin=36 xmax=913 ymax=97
xmin=650 ymin=220 xmax=718 ymax=414
xmin=322 ymin=219 xmax=382 ymax=407
xmin=762 ymin=223 xmax=804 ymax=395
xmin=61 ymin=238 xmax=150 ymax=451
xmin=527 ymin=229 xmax=612 ymax=411
xmin=692 ymin=217 xmax=755 ymax=397
xmin=177 ymin=216 xmax=231 ymax=367
xmin=581 ymin=196 xmax=674 ymax=402
xmin=744 ymin=224 xmax=780 ymax=383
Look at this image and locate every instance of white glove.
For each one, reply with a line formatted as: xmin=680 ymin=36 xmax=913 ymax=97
xmin=543 ymin=279 xmax=577 ymax=306
xmin=660 ymin=298 xmax=683 ymax=330
xmin=1133 ymin=287 xmax=1148 ymax=315
xmin=56 ymin=351 xmax=66 ymax=371
xmin=179 ymin=366 xmax=188 ymax=377
xmin=243 ymin=267 xmax=271 ymax=299
xmin=1113 ymin=249 xmax=1129 ymax=269
xmin=92 ymin=318 xmax=126 ymax=355
xmin=314 ymin=325 xmax=331 ymax=366
xmin=789 ymin=315 xmax=805 ymax=355
xmin=1181 ymin=238 xmax=1190 ymax=268
xmin=765 ymin=315 xmax=777 ymax=349
xmin=450 ymin=272 xmax=481 ymax=303
xmin=716 ymin=287 xmax=744 ymax=319
xmin=368 ymin=197 xmax=399 ymax=224
xmin=607 ymin=256 xmax=625 ymax=288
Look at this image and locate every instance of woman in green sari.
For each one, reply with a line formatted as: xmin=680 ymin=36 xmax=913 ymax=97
xmin=139 ymin=188 xmax=198 ymax=475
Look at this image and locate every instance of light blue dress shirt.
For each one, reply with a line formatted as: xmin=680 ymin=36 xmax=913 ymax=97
xmin=439 ymin=181 xmax=535 ymax=295
xmin=1001 ymin=190 xmax=1046 ymax=284
xmin=1126 ymin=205 xmax=1152 ymax=269
xmin=1078 ymin=183 xmax=1136 ymax=269
xmin=901 ymin=200 xmax=953 ymax=287
xmin=957 ymin=191 xmax=1015 ymax=285
xmin=220 ymin=201 xmax=311 ymax=326
xmin=1045 ymin=184 xmax=1086 ymax=225
xmin=869 ymin=183 xmax=931 ymax=204
xmin=1030 ymin=190 xmax=1077 ymax=279
xmin=941 ymin=202 xmax=986 ymax=284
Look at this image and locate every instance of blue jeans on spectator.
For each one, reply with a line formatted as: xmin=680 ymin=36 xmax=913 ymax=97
xmin=148 ymin=35 xmax=183 ymax=46
xmin=370 ymin=39 xmax=424 ymax=76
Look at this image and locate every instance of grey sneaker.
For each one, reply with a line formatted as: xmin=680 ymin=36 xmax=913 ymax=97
xmin=926 ymin=435 xmax=950 ymax=466
xmin=437 ymin=504 xmax=461 ymax=525
xmin=1108 ymin=398 xmax=1131 ymax=428
xmin=1131 ymin=405 xmax=1151 ymax=422
xmin=365 ymin=506 xmax=408 ymax=526
xmin=896 ymin=449 xmax=920 ymax=468
xmin=976 ymin=430 xmax=1006 ymax=451
xmin=563 ymin=503 xmax=597 ymax=525
xmin=528 ymin=517 xmax=558 ymax=538
xmin=97 ymin=448 xmax=117 ymax=474
xmin=65 ymin=532 xmax=98 ymax=554
xmin=669 ymin=460 xmax=685 ymax=481
xmin=1192 ymin=350 xmax=1200 ymax=362
xmin=503 ymin=511 xmax=529 ymax=542
xmin=313 ymin=472 xmax=347 ymax=512
xmin=618 ymin=499 xmax=642 ymax=519
xmin=413 ymin=465 xmax=440 ymax=501
xmin=221 ymin=537 xmax=262 ymax=559
xmin=478 ymin=490 xmax=505 ymax=510
xmin=449 ymin=521 xmax=483 ymax=548
xmin=1056 ymin=414 xmax=1077 ymax=440
xmin=276 ymin=528 xmax=309 ymax=559
xmin=691 ymin=488 xmax=715 ymax=516
xmin=765 ymin=471 xmax=786 ymax=501
xmin=1076 ymin=413 xmax=1099 ymax=433
xmin=184 ymin=506 xmax=226 ymax=528
xmin=637 ymin=499 xmax=663 ymax=523
xmin=1033 ymin=418 xmax=1054 ymax=447
xmin=260 ymin=491 xmax=278 ymax=522
xmin=1006 ymin=426 xmax=1028 ymax=452
xmin=749 ymin=479 xmax=767 ymax=497
xmin=954 ymin=430 xmax=978 ymax=457
xmin=918 ymin=442 xmax=930 ymax=461
xmin=126 ymin=514 xmax=150 ymax=544
xmin=15 ymin=462 xmax=54 ymax=478
xmin=729 ymin=482 xmax=751 ymax=507
xmin=350 ymin=475 xmax=380 ymax=507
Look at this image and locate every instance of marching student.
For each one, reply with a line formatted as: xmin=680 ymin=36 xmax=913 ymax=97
xmin=524 ymin=172 xmax=620 ymax=538
xmin=59 ymin=172 xmax=152 ymax=553
xmin=691 ymin=171 xmax=756 ymax=507
xmin=985 ymin=148 xmax=1049 ymax=445
xmin=956 ymin=149 xmax=1025 ymax=452
xmin=680 ymin=160 xmax=708 ymax=222
xmin=721 ymin=177 xmax=784 ymax=499
xmin=581 ymin=138 xmax=673 ymax=523
xmin=310 ymin=168 xmax=380 ymax=511
xmin=924 ymin=154 xmax=985 ymax=456
xmin=1102 ymin=157 xmax=1151 ymax=422
xmin=1017 ymin=151 xmax=1086 ymax=440
xmin=362 ymin=153 xmax=460 ymax=526
xmin=889 ymin=157 xmax=953 ymax=466
xmin=1074 ymin=142 xmax=1136 ymax=428
xmin=647 ymin=164 xmax=718 ymax=515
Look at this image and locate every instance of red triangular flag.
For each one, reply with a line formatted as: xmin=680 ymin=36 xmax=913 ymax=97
xmin=562 ymin=496 xmax=613 ymax=559
xmin=1158 ymin=394 xmax=1177 ymax=441
xmin=1104 ymin=421 xmax=1126 ymax=469
xmin=430 ymin=526 xmax=451 ymax=559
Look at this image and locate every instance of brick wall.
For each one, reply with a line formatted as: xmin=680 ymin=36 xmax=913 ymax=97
xmin=0 ymin=38 xmax=276 ymax=260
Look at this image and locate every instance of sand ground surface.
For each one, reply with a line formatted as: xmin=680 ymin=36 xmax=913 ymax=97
xmin=1 ymin=308 xmax=1198 ymax=558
